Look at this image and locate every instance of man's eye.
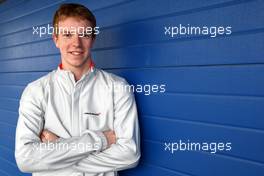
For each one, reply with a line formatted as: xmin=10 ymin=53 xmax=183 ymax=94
xmin=63 ymin=33 xmax=72 ymax=37
xmin=80 ymin=33 xmax=92 ymax=38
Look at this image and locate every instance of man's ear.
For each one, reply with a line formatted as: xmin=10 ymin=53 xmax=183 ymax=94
xmin=52 ymin=34 xmax=59 ymax=48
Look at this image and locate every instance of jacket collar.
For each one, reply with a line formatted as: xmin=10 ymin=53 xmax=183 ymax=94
xmin=56 ymin=59 xmax=96 ymax=85
xmin=58 ymin=59 xmax=95 ymax=73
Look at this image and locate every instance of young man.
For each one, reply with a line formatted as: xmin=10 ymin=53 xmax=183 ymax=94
xmin=15 ymin=3 xmax=140 ymax=176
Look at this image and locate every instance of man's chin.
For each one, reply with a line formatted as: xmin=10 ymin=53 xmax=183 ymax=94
xmin=70 ymin=60 xmax=90 ymax=68
xmin=62 ymin=56 xmax=90 ymax=68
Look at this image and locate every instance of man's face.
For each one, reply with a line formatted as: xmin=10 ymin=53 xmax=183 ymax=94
xmin=53 ymin=17 xmax=94 ymax=69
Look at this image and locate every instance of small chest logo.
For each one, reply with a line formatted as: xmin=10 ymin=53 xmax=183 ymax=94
xmin=84 ymin=112 xmax=101 ymax=116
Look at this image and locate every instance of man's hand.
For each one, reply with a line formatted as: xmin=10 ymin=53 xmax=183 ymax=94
xmin=40 ymin=129 xmax=116 ymax=147
xmin=103 ymin=130 xmax=116 ymax=147
xmin=40 ymin=129 xmax=59 ymax=142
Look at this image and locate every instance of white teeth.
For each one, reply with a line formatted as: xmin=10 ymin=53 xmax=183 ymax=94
xmin=71 ymin=51 xmax=82 ymax=55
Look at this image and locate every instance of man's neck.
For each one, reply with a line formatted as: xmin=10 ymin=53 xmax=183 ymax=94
xmin=71 ymin=67 xmax=88 ymax=81
xmin=61 ymin=59 xmax=92 ymax=82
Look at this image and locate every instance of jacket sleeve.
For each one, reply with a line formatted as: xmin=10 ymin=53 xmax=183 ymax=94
xmin=15 ymin=83 xmax=108 ymax=173
xmin=72 ymin=80 xmax=141 ymax=173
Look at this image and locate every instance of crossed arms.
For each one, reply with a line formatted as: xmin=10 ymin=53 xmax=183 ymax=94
xmin=15 ymin=82 xmax=140 ymax=173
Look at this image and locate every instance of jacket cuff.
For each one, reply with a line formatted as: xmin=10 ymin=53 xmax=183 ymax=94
xmin=95 ymin=131 xmax=108 ymax=151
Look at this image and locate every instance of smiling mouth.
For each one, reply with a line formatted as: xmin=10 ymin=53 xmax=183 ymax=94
xmin=69 ymin=51 xmax=83 ymax=56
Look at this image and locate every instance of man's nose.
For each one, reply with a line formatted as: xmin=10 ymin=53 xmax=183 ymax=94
xmin=72 ymin=35 xmax=82 ymax=47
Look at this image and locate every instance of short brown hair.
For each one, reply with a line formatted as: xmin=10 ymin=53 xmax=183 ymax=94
xmin=53 ymin=3 xmax=96 ymax=36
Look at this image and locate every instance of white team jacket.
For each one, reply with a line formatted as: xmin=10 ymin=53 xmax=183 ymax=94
xmin=15 ymin=65 xmax=140 ymax=176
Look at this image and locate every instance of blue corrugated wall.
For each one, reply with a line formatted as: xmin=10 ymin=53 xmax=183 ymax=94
xmin=0 ymin=0 xmax=263 ymax=175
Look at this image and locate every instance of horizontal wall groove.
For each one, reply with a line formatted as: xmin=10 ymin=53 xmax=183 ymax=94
xmin=163 ymin=91 xmax=264 ymax=100
xmin=0 ymin=37 xmax=53 ymax=51
xmin=104 ymin=63 xmax=264 ymax=70
xmin=0 ymin=121 xmax=17 ymax=127
xmin=0 ymin=134 xmax=16 ymax=140
xmin=0 ymin=62 xmax=263 ymax=73
xmin=0 ymin=85 xmax=24 ymax=88
xmin=2 ymin=90 xmax=264 ymax=101
xmin=0 ymin=109 xmax=18 ymax=115
xmin=0 ymin=83 xmax=26 ymax=87
xmin=0 ymin=70 xmax=51 ymax=74
xmin=0 ymin=108 xmax=18 ymax=114
xmin=0 ymin=53 xmax=59 ymax=62
xmin=141 ymin=115 xmax=264 ymax=134
xmin=0 ymin=122 xmax=17 ymax=128
xmin=0 ymin=97 xmax=20 ymax=101
xmin=0 ymin=84 xmax=26 ymax=87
